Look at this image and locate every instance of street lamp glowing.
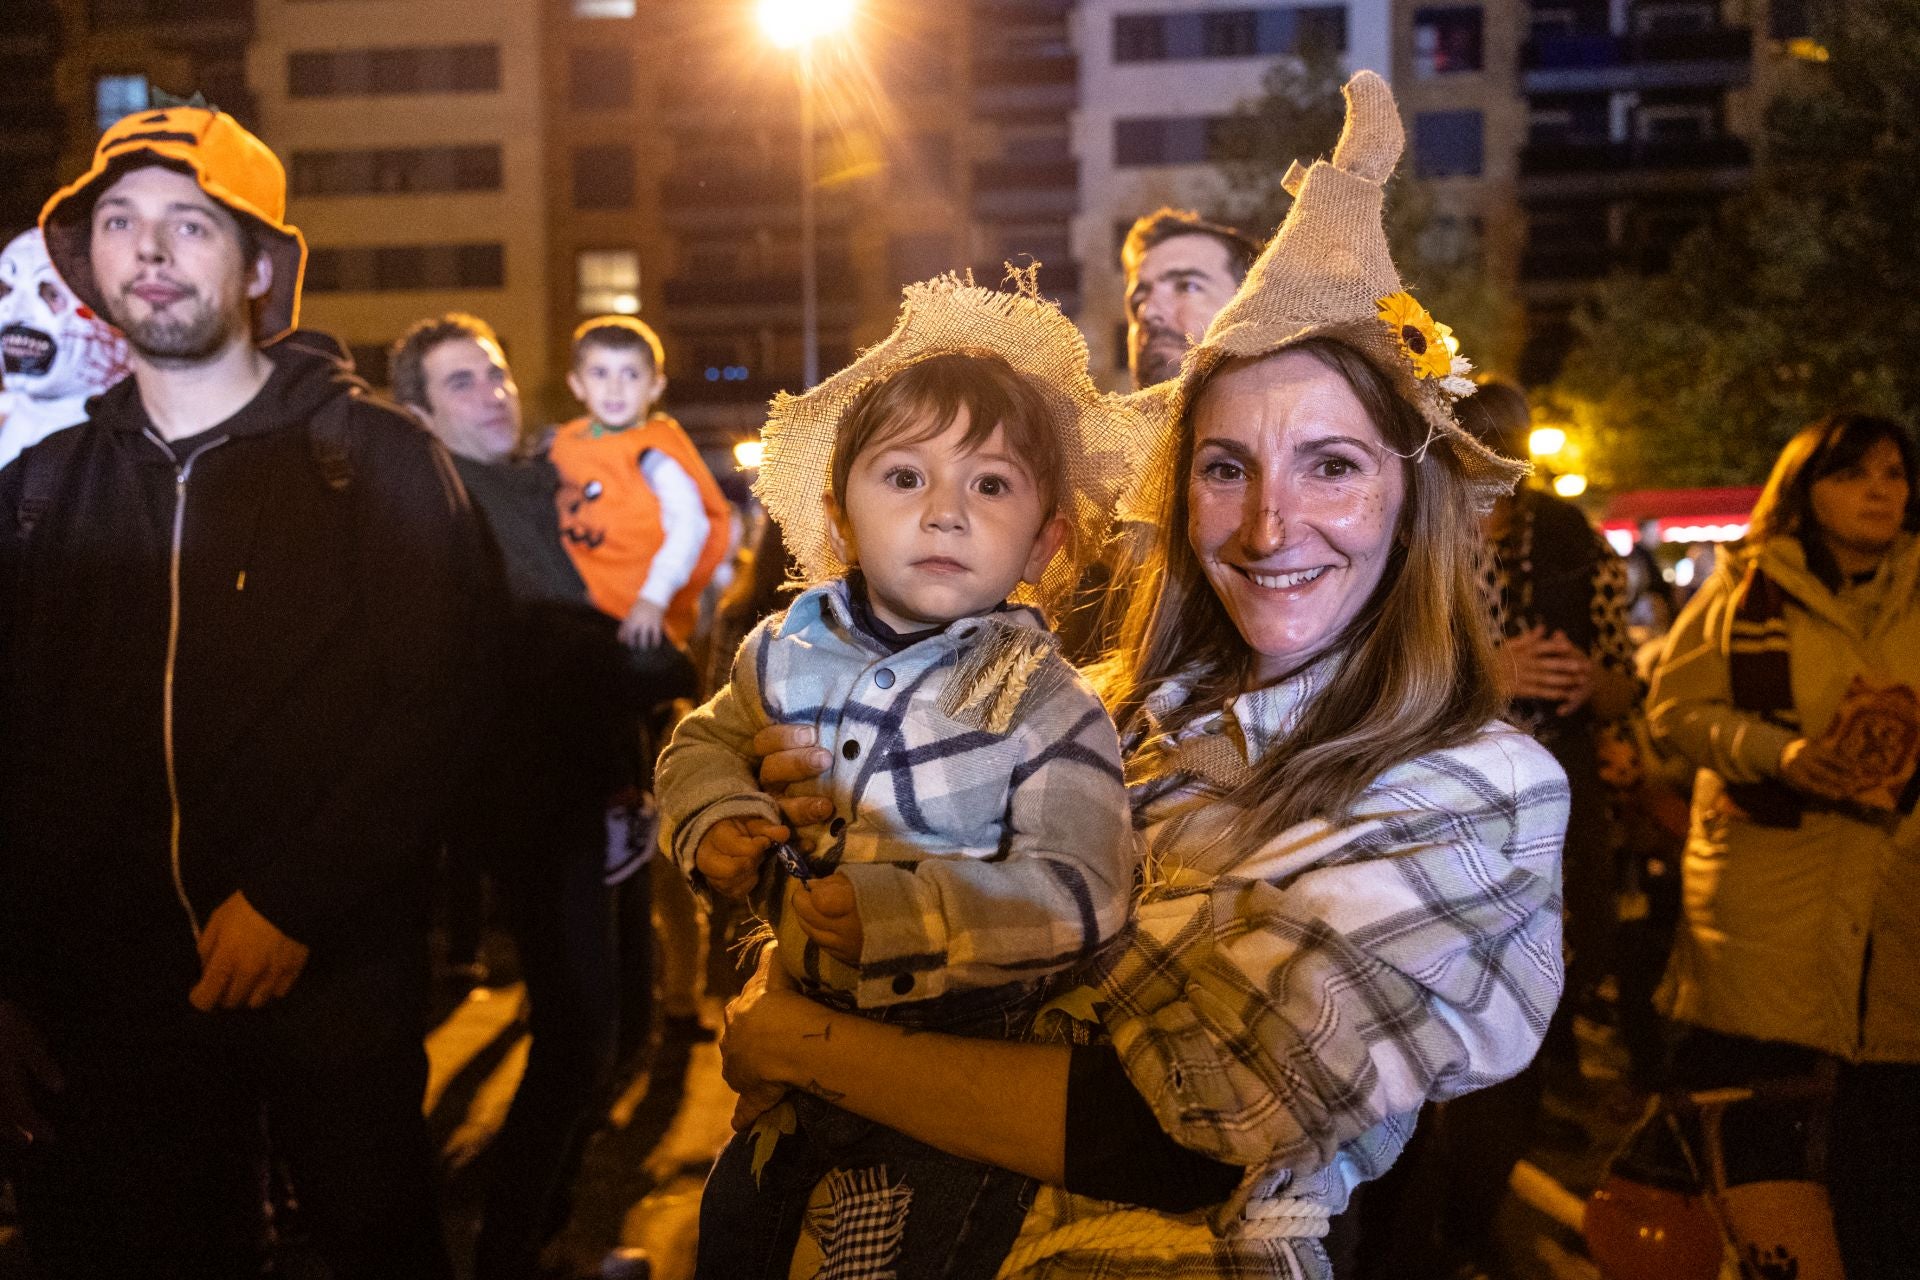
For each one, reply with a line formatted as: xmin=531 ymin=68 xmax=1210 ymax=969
xmin=758 ymin=0 xmax=855 ymax=49
xmin=734 ymin=439 xmax=766 ymax=470
xmin=1553 ymin=472 xmax=1589 ymax=498
xmin=1528 ymin=426 xmax=1567 ymax=458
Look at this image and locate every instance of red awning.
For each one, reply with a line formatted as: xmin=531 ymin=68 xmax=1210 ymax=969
xmin=1602 ymin=486 xmax=1762 ymax=524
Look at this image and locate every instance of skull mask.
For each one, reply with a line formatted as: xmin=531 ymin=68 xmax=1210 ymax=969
xmin=0 ymin=228 xmax=129 ymax=405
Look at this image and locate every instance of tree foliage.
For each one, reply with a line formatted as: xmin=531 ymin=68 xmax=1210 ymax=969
xmin=1548 ymin=0 xmax=1920 ymax=490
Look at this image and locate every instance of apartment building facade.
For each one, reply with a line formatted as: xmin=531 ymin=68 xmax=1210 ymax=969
xmin=1070 ymin=0 xmax=1394 ymax=389
xmin=248 ymin=0 xmax=554 ymax=401
xmin=4 ymin=0 xmax=256 ymax=240
xmin=642 ymin=0 xmax=1085 ymax=447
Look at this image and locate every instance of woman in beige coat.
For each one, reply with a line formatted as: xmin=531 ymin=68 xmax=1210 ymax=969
xmin=1648 ymin=412 xmax=1920 ymax=1280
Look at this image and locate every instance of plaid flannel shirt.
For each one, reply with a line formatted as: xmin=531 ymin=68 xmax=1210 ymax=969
xmin=657 ymin=579 xmax=1133 ymax=1009
xmin=1001 ymin=664 xmax=1568 ymax=1280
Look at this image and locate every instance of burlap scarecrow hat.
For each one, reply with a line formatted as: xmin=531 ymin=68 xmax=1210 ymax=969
xmin=1128 ymin=71 xmax=1526 ymax=518
xmin=41 ymin=106 xmax=307 ymax=346
xmin=756 ymin=270 xmax=1158 ymax=614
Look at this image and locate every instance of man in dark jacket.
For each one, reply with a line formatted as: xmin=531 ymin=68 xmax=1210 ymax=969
xmin=0 ymin=107 xmax=490 ymax=1278
xmin=390 ymin=312 xmax=668 ymax=1280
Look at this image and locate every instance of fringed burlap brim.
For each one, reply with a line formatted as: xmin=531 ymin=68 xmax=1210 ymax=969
xmin=756 ymin=270 xmax=1159 ymax=615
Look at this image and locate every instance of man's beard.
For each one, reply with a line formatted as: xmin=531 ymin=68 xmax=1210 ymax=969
xmin=1132 ymin=327 xmax=1187 ymax=388
xmin=109 ymin=292 xmax=239 ymax=365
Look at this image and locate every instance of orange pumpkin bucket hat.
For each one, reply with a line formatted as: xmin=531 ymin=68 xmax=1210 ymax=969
xmin=40 ymin=105 xmax=307 ymax=346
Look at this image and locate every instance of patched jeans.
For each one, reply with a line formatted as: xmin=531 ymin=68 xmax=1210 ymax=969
xmin=696 ymin=981 xmax=1044 ymax=1280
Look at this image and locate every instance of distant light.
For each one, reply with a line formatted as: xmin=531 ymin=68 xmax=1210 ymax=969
xmin=1441 ymin=330 xmax=1460 ymax=357
xmin=610 ymin=293 xmax=640 ymax=315
xmin=1661 ymin=522 xmax=1747 ymax=544
xmin=1673 ymin=558 xmax=1695 ymax=588
xmin=1529 ymin=427 xmax=1567 ymax=458
xmin=1553 ymin=472 xmax=1588 ymax=498
xmin=758 ymin=0 xmax=855 ymax=49
xmin=1786 ymin=37 xmax=1830 ymax=62
xmin=734 ymin=440 xmax=766 ymax=469
xmin=1605 ymin=529 xmax=1634 ymax=556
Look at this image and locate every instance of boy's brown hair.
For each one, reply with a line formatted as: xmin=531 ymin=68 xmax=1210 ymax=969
xmin=829 ymin=352 xmax=1065 ymax=520
xmin=571 ymin=314 xmax=665 ymax=374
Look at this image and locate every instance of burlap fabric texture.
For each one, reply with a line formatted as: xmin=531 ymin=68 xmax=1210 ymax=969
xmin=1127 ymin=70 xmax=1528 ymax=521
xmin=756 ymin=269 xmax=1158 ymax=616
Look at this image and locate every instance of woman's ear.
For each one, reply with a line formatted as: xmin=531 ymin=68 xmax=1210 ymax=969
xmin=824 ymin=493 xmax=856 ymax=567
xmin=1021 ymin=513 xmax=1069 ymax=585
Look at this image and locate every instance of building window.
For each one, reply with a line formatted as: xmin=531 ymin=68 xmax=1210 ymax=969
xmin=577 ymin=249 xmax=641 ymax=314
xmin=572 ymin=145 xmax=635 ymax=209
xmin=95 ymin=74 xmax=149 ymax=133
xmin=1114 ymin=14 xmax=1168 ymax=60
xmin=1413 ymin=110 xmax=1484 ymax=176
xmin=1413 ymin=8 xmax=1484 ymax=75
xmin=287 ymin=45 xmax=500 ymax=98
xmin=303 ymin=243 xmax=505 ymax=294
xmin=573 ymin=0 xmax=635 ymax=15
xmin=291 ymin=145 xmax=503 ymax=196
xmin=569 ymin=47 xmax=633 ymax=109
xmin=1114 ymin=116 xmax=1223 ymax=166
xmin=1113 ymin=7 xmax=1348 ymax=62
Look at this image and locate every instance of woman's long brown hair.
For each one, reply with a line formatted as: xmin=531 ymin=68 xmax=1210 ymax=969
xmin=1101 ymin=338 xmax=1504 ymax=835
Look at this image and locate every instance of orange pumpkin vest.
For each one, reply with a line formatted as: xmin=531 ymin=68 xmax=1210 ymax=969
xmin=550 ymin=413 xmax=731 ymax=647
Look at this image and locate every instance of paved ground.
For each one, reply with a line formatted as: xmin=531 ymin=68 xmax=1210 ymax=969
xmin=0 ymin=963 xmax=1680 ymax=1280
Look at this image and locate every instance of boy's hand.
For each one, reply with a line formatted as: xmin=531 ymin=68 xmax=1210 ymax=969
xmin=619 ymin=599 xmax=667 ymax=650
xmin=791 ymin=872 xmax=863 ymax=965
xmin=697 ymin=816 xmax=789 ymax=901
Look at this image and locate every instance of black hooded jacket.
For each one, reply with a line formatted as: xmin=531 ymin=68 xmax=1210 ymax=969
xmin=0 ymin=345 xmax=497 ymax=1021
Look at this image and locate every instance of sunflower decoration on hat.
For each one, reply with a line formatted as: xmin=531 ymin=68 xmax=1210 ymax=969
xmin=755 ymin=267 xmax=1159 ymax=615
xmin=1130 ymin=70 xmax=1525 ymax=515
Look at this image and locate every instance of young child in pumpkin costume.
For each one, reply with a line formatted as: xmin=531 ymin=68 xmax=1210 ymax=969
xmin=551 ymin=316 xmax=730 ymax=651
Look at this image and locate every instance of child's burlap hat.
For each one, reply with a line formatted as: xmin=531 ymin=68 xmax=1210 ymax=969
xmin=1130 ymin=71 xmax=1527 ymax=517
xmin=755 ymin=270 xmax=1158 ymax=613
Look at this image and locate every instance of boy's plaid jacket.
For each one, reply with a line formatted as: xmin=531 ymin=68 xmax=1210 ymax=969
xmin=657 ymin=579 xmax=1134 ymax=1009
xmin=1002 ymin=665 xmax=1569 ymax=1279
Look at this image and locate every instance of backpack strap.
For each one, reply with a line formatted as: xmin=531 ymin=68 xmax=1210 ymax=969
xmin=16 ymin=428 xmax=86 ymax=539
xmin=308 ymin=389 xmax=358 ymax=493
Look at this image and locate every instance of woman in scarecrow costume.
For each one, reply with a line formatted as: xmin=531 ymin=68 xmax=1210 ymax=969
xmin=710 ymin=70 xmax=1565 ymax=1280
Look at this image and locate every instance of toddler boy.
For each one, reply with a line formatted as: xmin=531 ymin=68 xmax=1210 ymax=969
xmin=657 ymin=274 xmax=1154 ymax=1279
xmin=552 ymin=317 xmax=730 ymax=650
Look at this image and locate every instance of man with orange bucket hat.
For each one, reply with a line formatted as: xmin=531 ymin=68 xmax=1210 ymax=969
xmin=0 ymin=105 xmax=493 ymax=1277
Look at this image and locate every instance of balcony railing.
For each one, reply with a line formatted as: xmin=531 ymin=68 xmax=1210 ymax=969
xmin=1520 ymin=135 xmax=1751 ymax=176
xmin=662 ymin=272 xmax=858 ymax=308
xmin=661 ymin=171 xmax=800 ymax=209
xmin=1522 ymin=26 xmax=1751 ymax=89
xmin=90 ymin=0 xmax=253 ymax=28
xmin=970 ymin=160 xmax=1078 ymax=220
xmin=971 ymin=55 xmax=1077 ymax=89
xmin=1524 ymin=26 xmax=1753 ymax=68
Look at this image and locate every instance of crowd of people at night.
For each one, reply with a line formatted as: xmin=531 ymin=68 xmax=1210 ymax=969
xmin=0 ymin=68 xmax=1915 ymax=1280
